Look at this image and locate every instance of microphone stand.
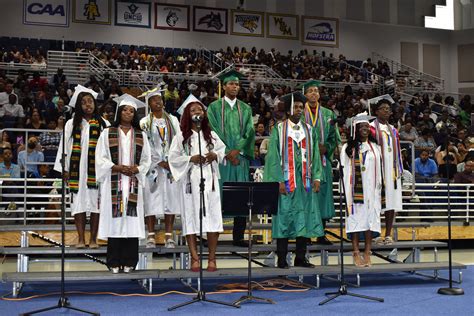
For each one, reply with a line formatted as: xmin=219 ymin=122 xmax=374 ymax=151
xmin=168 ymin=118 xmax=238 ymax=311
xmin=437 ymin=137 xmax=464 ymax=295
xmin=22 ymin=108 xmax=99 ymax=315
xmin=319 ymin=160 xmax=384 ymax=305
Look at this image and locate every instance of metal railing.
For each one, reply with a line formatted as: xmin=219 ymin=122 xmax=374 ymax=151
xmin=0 ymin=62 xmax=48 ymax=79
xmin=372 ymin=52 xmax=445 ymax=92
xmin=46 ymin=50 xmax=90 ymax=85
xmin=339 ymin=60 xmax=386 ymax=95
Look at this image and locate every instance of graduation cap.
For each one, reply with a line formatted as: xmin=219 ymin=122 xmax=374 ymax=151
xmin=138 ymin=86 xmax=165 ymax=105
xmin=368 ymin=94 xmax=395 ymax=115
xmin=69 ymin=84 xmax=98 ymax=107
xmin=113 ymin=94 xmax=146 ymax=120
xmin=280 ymin=91 xmax=307 ymax=116
xmin=297 ymin=80 xmax=321 ymax=95
xmin=217 ymin=69 xmax=245 ymax=85
xmin=177 ymin=93 xmax=206 ymax=116
xmin=349 ymin=111 xmax=376 ymax=138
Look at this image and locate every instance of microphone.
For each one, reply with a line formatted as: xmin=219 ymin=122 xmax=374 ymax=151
xmin=192 ymin=115 xmax=203 ymax=122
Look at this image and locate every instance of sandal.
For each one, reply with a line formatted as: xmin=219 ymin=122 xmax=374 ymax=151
xmin=364 ymin=252 xmax=372 ymax=267
xmin=190 ymin=256 xmax=200 ymax=272
xmin=384 ymin=236 xmax=394 ymax=245
xmin=352 ymin=251 xmax=364 ymax=267
xmin=207 ymin=258 xmax=217 ymax=272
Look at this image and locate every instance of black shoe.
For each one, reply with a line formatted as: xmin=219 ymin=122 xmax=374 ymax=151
xmin=277 ymin=258 xmax=289 ymax=269
xmin=294 ymin=258 xmax=315 ymax=268
xmin=232 ymin=240 xmax=249 ymax=247
xmin=316 ymin=236 xmax=333 ymax=245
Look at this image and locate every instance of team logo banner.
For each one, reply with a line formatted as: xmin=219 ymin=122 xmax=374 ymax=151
xmin=115 ymin=1 xmax=151 ymax=28
xmin=155 ymin=3 xmax=189 ymax=31
xmin=193 ymin=6 xmax=227 ymax=34
xmin=266 ymin=13 xmax=298 ymax=40
xmin=230 ymin=9 xmax=264 ymax=37
xmin=23 ymin=0 xmax=70 ymax=27
xmin=73 ymin=0 xmax=111 ymax=24
xmin=302 ymin=16 xmax=339 ymax=47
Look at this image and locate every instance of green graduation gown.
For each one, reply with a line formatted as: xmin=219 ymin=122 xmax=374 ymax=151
xmin=263 ymin=120 xmax=324 ymax=239
xmin=301 ymin=103 xmax=340 ymax=220
xmin=207 ymin=98 xmax=255 ymax=205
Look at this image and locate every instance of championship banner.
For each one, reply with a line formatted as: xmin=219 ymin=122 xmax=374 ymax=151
xmin=266 ymin=13 xmax=298 ymax=40
xmin=302 ymin=16 xmax=339 ymax=47
xmin=155 ymin=3 xmax=189 ymax=31
xmin=115 ymin=1 xmax=151 ymax=28
xmin=73 ymin=0 xmax=111 ymax=24
xmin=23 ymin=0 xmax=70 ymax=27
xmin=193 ymin=6 xmax=227 ymax=34
xmin=230 ymin=9 xmax=264 ymax=37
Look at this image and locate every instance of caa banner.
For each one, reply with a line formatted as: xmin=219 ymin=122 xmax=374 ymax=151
xmin=155 ymin=3 xmax=190 ymax=31
xmin=230 ymin=9 xmax=264 ymax=37
xmin=193 ymin=6 xmax=227 ymax=34
xmin=73 ymin=0 xmax=111 ymax=24
xmin=115 ymin=1 xmax=151 ymax=28
xmin=266 ymin=13 xmax=298 ymax=40
xmin=302 ymin=16 xmax=339 ymax=47
xmin=23 ymin=0 xmax=70 ymax=27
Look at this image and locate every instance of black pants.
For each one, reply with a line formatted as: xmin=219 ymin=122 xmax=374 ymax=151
xmin=107 ymin=237 xmax=139 ymax=268
xmin=276 ymin=237 xmax=307 ymax=261
xmin=232 ymin=216 xmax=247 ymax=241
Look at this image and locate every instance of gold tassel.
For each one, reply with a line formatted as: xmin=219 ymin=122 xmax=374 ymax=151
xmin=218 ymin=81 xmax=221 ymax=99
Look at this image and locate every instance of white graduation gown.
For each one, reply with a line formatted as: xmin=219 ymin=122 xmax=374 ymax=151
xmin=95 ymin=128 xmax=151 ymax=239
xmin=370 ymin=121 xmax=403 ymax=213
xmin=54 ymin=118 xmax=109 ymax=216
xmin=140 ymin=114 xmax=183 ymax=216
xmin=168 ymin=130 xmax=225 ymax=236
xmin=341 ymin=141 xmax=382 ymax=234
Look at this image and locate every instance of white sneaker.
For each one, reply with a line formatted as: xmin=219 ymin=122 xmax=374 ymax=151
xmin=373 ymin=237 xmax=385 ymax=246
xmin=384 ymin=236 xmax=394 ymax=245
xmin=165 ymin=238 xmax=176 ymax=249
xmin=111 ymin=267 xmax=120 ymax=274
xmin=123 ymin=266 xmax=133 ymax=273
xmin=146 ymin=237 xmax=156 ymax=248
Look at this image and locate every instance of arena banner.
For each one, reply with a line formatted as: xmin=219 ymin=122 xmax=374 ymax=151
xmin=155 ymin=3 xmax=190 ymax=31
xmin=266 ymin=12 xmax=298 ymax=40
xmin=115 ymin=1 xmax=151 ymax=28
xmin=230 ymin=9 xmax=264 ymax=37
xmin=193 ymin=6 xmax=227 ymax=34
xmin=73 ymin=0 xmax=111 ymax=24
xmin=23 ymin=0 xmax=70 ymax=27
xmin=301 ymin=16 xmax=339 ymax=47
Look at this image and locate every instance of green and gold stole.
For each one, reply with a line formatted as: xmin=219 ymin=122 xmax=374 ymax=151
xmin=69 ymin=119 xmax=101 ymax=193
xmin=109 ymin=127 xmax=143 ymax=218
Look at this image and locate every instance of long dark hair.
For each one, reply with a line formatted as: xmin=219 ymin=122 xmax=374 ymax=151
xmin=345 ymin=123 xmax=377 ymax=158
xmin=180 ymin=102 xmax=213 ymax=148
xmin=112 ymin=105 xmax=142 ymax=130
xmin=72 ymin=92 xmax=106 ymax=129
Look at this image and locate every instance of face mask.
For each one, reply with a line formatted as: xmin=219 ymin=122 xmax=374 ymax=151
xmin=28 ymin=142 xmax=36 ymax=150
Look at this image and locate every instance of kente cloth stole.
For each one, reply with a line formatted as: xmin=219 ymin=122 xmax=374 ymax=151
xmin=221 ymin=98 xmax=243 ymax=138
xmin=280 ymin=121 xmax=312 ymax=193
xmin=109 ymin=127 xmax=143 ymax=218
xmin=69 ymin=119 xmax=101 ymax=193
xmin=350 ymin=148 xmax=364 ymax=211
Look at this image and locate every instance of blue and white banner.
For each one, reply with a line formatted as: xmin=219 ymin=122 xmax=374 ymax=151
xmin=115 ymin=1 xmax=151 ymax=28
xmin=73 ymin=0 xmax=111 ymax=24
xmin=23 ymin=0 xmax=70 ymax=27
xmin=302 ymin=16 xmax=339 ymax=47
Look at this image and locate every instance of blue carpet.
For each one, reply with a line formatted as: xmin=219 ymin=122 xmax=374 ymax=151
xmin=1 ymin=267 xmax=472 ymax=315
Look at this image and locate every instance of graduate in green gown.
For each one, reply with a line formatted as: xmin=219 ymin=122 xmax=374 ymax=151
xmin=299 ymin=80 xmax=340 ymax=245
xmin=207 ymin=70 xmax=255 ymax=247
xmin=264 ymin=91 xmax=324 ymax=269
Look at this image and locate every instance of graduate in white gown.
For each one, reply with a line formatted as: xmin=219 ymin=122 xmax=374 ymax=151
xmin=370 ymin=98 xmax=403 ymax=245
xmin=168 ymin=94 xmax=225 ymax=272
xmin=54 ymin=85 xmax=108 ymax=249
xmin=341 ymin=112 xmax=382 ymax=267
xmin=95 ymin=95 xmax=151 ymax=273
xmin=139 ymin=87 xmax=182 ymax=249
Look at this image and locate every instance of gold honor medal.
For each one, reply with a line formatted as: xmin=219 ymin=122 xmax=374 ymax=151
xmin=362 ymin=166 xmax=366 ymax=172
xmin=388 ymin=147 xmax=392 ymax=152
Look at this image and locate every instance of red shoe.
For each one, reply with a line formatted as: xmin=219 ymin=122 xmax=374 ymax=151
xmin=190 ymin=257 xmax=200 ymax=272
xmin=207 ymin=258 xmax=217 ymax=272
